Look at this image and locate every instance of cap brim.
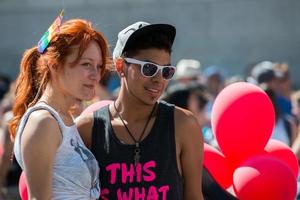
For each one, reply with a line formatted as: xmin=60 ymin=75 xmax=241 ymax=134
xmin=122 ymin=24 xmax=176 ymax=53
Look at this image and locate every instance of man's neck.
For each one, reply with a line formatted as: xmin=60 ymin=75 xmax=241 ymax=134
xmin=113 ymin=98 xmax=157 ymax=122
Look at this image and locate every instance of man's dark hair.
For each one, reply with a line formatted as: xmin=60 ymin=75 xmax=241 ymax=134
xmin=122 ymin=32 xmax=173 ymax=58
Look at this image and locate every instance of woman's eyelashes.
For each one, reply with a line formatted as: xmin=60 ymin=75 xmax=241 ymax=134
xmin=81 ymin=62 xmax=102 ymax=75
xmin=82 ymin=62 xmax=92 ymax=68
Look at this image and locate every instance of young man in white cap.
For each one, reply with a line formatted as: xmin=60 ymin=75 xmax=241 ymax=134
xmin=77 ymin=21 xmax=204 ymax=200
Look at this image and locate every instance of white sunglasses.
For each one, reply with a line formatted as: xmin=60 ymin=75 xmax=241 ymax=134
xmin=124 ymin=57 xmax=176 ymax=80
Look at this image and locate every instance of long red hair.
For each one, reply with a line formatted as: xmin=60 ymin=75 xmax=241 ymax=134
xmin=9 ymin=19 xmax=110 ymax=139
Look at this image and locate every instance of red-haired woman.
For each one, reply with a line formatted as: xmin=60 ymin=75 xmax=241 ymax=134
xmin=8 ymin=18 xmax=110 ymax=199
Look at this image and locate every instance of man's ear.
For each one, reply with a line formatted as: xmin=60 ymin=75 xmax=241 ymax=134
xmin=115 ymin=58 xmax=124 ymax=75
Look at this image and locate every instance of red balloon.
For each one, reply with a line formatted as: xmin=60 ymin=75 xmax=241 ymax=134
xmin=233 ymin=155 xmax=297 ymax=200
xmin=226 ymin=185 xmax=237 ymax=198
xmin=264 ymin=139 xmax=299 ymax=178
xmin=211 ymin=82 xmax=275 ymax=162
xmin=80 ymin=100 xmax=113 ymax=117
xmin=203 ymin=143 xmax=233 ymax=189
xmin=19 ymin=171 xmax=28 ymax=200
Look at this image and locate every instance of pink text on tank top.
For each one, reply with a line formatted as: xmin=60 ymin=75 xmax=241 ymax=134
xmin=101 ymin=160 xmax=170 ymax=200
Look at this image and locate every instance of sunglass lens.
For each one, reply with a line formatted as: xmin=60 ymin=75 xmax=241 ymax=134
xmin=142 ymin=63 xmax=158 ymax=77
xmin=162 ymin=67 xmax=175 ymax=80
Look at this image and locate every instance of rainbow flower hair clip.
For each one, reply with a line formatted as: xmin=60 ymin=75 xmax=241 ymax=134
xmin=37 ymin=10 xmax=64 ymax=53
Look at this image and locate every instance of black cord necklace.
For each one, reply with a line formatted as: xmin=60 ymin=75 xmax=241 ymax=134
xmin=113 ymin=101 xmax=157 ymax=165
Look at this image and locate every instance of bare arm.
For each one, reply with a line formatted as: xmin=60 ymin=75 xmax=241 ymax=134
xmin=175 ymin=108 xmax=204 ymax=200
xmin=21 ymin=111 xmax=61 ymax=200
xmin=75 ymin=113 xmax=94 ymax=149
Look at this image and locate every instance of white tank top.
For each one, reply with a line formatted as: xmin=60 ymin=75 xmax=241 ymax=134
xmin=14 ymin=102 xmax=100 ymax=200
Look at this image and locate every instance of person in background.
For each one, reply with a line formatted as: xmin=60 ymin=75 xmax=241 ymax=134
xmin=77 ymin=21 xmax=204 ymax=199
xmin=225 ymin=75 xmax=244 ymax=86
xmin=8 ymin=15 xmax=110 ymax=199
xmin=201 ymin=65 xmax=225 ymax=148
xmin=291 ymin=91 xmax=300 ymax=161
xmin=172 ymin=59 xmax=202 ymax=84
xmin=162 ymin=81 xmax=208 ymax=128
xmin=0 ymin=75 xmax=11 ymax=129
xmin=249 ymin=61 xmax=297 ymax=146
xmin=202 ymin=65 xmax=225 ymax=119
xmin=273 ymin=62 xmax=293 ymax=116
xmin=292 ymin=90 xmax=300 ymax=125
xmin=0 ymin=75 xmax=10 ymax=103
xmin=0 ymin=125 xmax=12 ymax=200
xmin=0 ymin=81 xmax=21 ymax=200
xmin=248 ymin=61 xmax=281 ymax=91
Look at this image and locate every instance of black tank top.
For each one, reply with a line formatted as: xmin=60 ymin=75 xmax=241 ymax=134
xmin=91 ymin=101 xmax=183 ymax=200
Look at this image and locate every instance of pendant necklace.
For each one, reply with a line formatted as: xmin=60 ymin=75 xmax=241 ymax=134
xmin=113 ymin=101 xmax=157 ymax=165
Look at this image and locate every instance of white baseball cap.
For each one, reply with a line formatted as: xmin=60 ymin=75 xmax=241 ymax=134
xmin=113 ymin=21 xmax=176 ymax=60
xmin=173 ymin=59 xmax=201 ymax=80
xmin=250 ymin=61 xmax=283 ymax=84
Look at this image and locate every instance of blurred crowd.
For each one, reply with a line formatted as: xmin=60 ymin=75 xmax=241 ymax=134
xmin=1 ymin=59 xmax=300 ymax=199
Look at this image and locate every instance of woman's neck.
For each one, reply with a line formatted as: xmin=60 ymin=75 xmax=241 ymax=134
xmin=39 ymin=84 xmax=73 ymax=115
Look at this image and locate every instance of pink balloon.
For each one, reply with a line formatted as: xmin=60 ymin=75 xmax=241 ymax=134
xmin=211 ymin=82 xmax=275 ymax=162
xmin=80 ymin=100 xmax=113 ymax=117
xmin=264 ymin=139 xmax=299 ymax=178
xmin=203 ymin=143 xmax=233 ymax=189
xmin=19 ymin=171 xmax=28 ymax=200
xmin=233 ymin=155 xmax=297 ymax=200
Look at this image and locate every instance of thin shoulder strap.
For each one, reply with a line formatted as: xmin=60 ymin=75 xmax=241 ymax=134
xmin=15 ymin=103 xmax=65 ymax=168
xmin=159 ymin=100 xmax=175 ymax=121
xmin=17 ymin=104 xmax=65 ymax=136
